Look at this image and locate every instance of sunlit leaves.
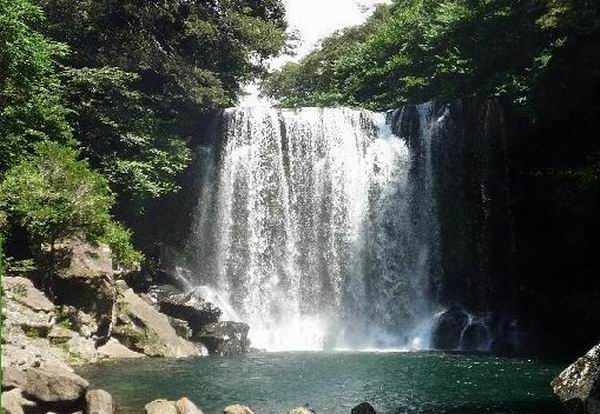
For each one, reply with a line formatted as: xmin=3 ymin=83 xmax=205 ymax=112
xmin=262 ymin=0 xmax=597 ymax=115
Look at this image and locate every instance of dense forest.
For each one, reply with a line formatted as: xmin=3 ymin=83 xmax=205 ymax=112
xmin=0 ymin=0 xmax=287 ymax=270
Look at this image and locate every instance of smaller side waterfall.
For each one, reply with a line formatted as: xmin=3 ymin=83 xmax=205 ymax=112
xmin=183 ymin=105 xmax=452 ymax=351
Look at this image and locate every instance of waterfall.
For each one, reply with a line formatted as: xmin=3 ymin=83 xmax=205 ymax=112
xmin=184 ymin=105 xmax=447 ymax=351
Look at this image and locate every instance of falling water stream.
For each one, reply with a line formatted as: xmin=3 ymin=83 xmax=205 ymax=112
xmin=182 ymin=105 xmax=449 ymax=351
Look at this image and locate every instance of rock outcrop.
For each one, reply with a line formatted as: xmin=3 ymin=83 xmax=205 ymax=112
xmin=52 ymin=238 xmax=117 ymax=339
xmin=159 ymin=290 xmax=222 ymax=335
xmin=552 ymin=343 xmax=600 ymax=414
xmin=431 ymin=307 xmax=469 ymax=350
xmin=112 ymin=281 xmax=198 ymax=358
xmin=96 ymin=338 xmax=146 ymax=359
xmin=2 ymin=276 xmax=101 ymax=368
xmin=3 ymin=276 xmax=56 ymax=338
xmin=196 ymin=321 xmax=250 ymax=356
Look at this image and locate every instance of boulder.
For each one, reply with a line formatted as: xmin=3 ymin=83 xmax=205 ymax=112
xmin=431 ymin=307 xmax=469 ymax=350
xmin=196 ymin=322 xmax=250 ymax=356
xmin=112 ymin=281 xmax=197 ymax=358
xmin=175 ymin=397 xmax=205 ymax=414
xmin=24 ymin=366 xmax=89 ymax=403
xmin=145 ymin=399 xmax=178 ymax=414
xmin=552 ymin=343 xmax=600 ymax=414
xmin=1 ymin=342 xmax=73 ymax=373
xmin=351 ymin=402 xmax=376 ymax=414
xmin=52 ymin=238 xmax=116 ymax=337
xmin=97 ymin=338 xmax=146 ymax=359
xmin=159 ymin=290 xmax=222 ymax=335
xmin=4 ymin=277 xmax=54 ymax=313
xmin=224 ymin=404 xmax=254 ymax=414
xmin=1 ymin=388 xmax=37 ymax=414
xmin=85 ymin=389 xmax=114 ymax=414
xmin=145 ymin=398 xmax=204 ymax=414
xmin=147 ymin=285 xmax=183 ymax=305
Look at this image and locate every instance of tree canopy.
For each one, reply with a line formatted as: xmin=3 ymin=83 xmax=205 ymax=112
xmin=0 ymin=0 xmax=288 ymax=269
xmin=262 ymin=0 xmax=600 ymax=120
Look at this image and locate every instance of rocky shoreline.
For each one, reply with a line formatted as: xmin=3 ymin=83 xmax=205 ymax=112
xmin=1 ymin=239 xmax=252 ymax=414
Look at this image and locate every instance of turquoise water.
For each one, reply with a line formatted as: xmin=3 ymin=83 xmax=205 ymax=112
xmin=78 ymin=351 xmax=564 ymax=414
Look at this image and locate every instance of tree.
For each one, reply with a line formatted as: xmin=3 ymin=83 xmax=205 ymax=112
xmin=0 ymin=142 xmax=142 ymax=268
xmin=0 ymin=0 xmax=72 ymax=173
xmin=37 ymin=0 xmax=287 ymax=119
xmin=60 ymin=66 xmax=191 ymax=212
xmin=32 ymin=0 xmax=288 ymax=218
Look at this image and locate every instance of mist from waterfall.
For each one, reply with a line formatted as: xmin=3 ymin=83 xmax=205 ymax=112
xmin=184 ymin=105 xmax=445 ymax=351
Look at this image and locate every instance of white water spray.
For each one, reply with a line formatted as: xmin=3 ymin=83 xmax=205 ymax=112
xmin=185 ymin=105 xmax=444 ymax=351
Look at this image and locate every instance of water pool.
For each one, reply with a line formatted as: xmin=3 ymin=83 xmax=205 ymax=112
xmin=78 ymin=351 xmax=564 ymax=414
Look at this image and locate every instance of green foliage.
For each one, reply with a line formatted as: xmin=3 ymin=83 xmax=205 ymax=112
xmin=31 ymin=0 xmax=287 ymax=216
xmin=38 ymin=0 xmax=287 ymax=112
xmin=60 ymin=66 xmax=191 ymax=208
xmin=0 ymin=0 xmax=72 ymax=173
xmin=0 ymin=142 xmax=113 ymax=247
xmin=0 ymin=142 xmax=141 ymax=266
xmin=100 ymin=222 xmax=144 ymax=270
xmin=5 ymin=258 xmax=37 ymax=273
xmin=1 ymin=0 xmax=288 ymax=271
xmin=262 ymin=0 xmax=600 ymax=117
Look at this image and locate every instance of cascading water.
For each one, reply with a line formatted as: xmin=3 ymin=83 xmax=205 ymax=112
xmin=183 ymin=105 xmax=448 ymax=351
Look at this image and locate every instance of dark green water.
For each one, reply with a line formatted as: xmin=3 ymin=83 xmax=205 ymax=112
xmin=78 ymin=351 xmax=564 ymax=414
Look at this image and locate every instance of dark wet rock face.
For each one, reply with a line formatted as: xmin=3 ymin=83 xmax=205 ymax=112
xmin=431 ymin=308 xmax=469 ymax=350
xmin=159 ymin=290 xmax=222 ymax=335
xmin=552 ymin=343 xmax=600 ymax=414
xmin=196 ymin=321 xmax=250 ymax=356
xmin=351 ymin=402 xmax=377 ymax=414
xmin=461 ymin=322 xmax=490 ymax=352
